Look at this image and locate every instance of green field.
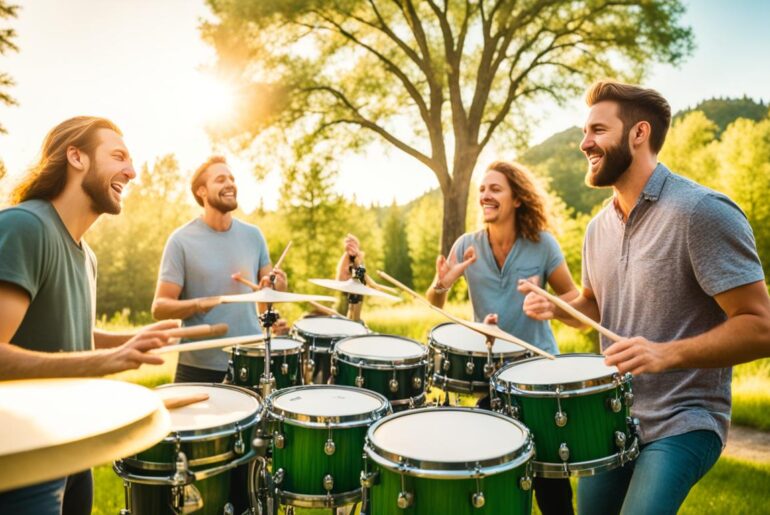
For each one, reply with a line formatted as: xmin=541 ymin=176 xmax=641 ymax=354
xmin=95 ymin=301 xmax=770 ymax=514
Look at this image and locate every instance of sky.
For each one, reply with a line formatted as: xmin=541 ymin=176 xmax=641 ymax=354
xmin=0 ymin=0 xmax=768 ymax=212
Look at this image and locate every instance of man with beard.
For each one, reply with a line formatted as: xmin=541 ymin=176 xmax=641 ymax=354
xmin=520 ymin=80 xmax=770 ymax=514
xmin=152 ymin=156 xmax=287 ymax=384
xmin=0 ymin=116 xmax=180 ymax=514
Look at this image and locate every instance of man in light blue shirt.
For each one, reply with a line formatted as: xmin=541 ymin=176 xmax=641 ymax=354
xmin=152 ymin=156 xmax=287 ymax=382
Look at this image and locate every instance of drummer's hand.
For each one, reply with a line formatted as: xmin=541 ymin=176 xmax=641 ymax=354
xmin=603 ymin=337 xmax=668 ymax=376
xmin=101 ymin=324 xmax=177 ymax=374
xmin=483 ymin=313 xmax=498 ymax=325
xmin=435 ymin=246 xmax=476 ymax=290
xmin=344 ymin=234 xmax=362 ymax=262
xmin=260 ymin=268 xmax=288 ymax=291
xmin=518 ymin=279 xmax=554 ymax=321
xmin=139 ymin=319 xmax=181 ymax=333
xmin=273 ymin=318 xmax=290 ymax=336
xmin=196 ymin=296 xmax=221 ymax=314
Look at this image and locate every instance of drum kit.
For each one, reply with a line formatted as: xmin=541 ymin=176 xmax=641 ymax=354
xmin=0 ymin=264 xmax=641 ymax=515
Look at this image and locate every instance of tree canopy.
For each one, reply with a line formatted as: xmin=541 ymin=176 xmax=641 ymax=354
xmin=203 ymin=0 xmax=693 ymax=255
xmin=0 ymin=1 xmax=19 ymax=134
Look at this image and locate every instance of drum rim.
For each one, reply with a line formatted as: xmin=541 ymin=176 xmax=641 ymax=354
xmin=429 ymin=322 xmax=529 ymax=358
xmin=333 ymin=334 xmax=429 ymax=367
xmin=291 ymin=316 xmax=369 ymax=340
xmin=492 ymin=353 xmax=630 ymax=397
xmin=365 ymin=406 xmax=534 ymax=478
xmin=267 ymin=384 xmax=390 ymax=428
xmin=431 ymin=373 xmax=492 ymax=393
xmin=223 ymin=337 xmax=304 ymax=357
xmin=154 ymin=383 xmax=264 ymax=440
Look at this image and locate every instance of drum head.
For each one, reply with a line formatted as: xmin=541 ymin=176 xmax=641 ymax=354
xmin=155 ymin=384 xmax=261 ymax=432
xmin=226 ymin=337 xmax=303 ymax=355
xmin=271 ymin=385 xmax=385 ymax=418
xmin=498 ymin=354 xmax=617 ymax=386
xmin=371 ymin=409 xmax=527 ymax=463
xmin=293 ymin=316 xmax=368 ymax=337
xmin=430 ymin=323 xmax=525 ymax=355
xmin=336 ymin=335 xmax=426 ymax=361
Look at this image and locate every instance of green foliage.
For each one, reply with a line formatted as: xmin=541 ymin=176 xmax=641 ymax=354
xmin=659 ymin=111 xmax=721 ymax=189
xmin=88 ymin=155 xmax=195 ymax=321
xmin=0 ymin=1 xmax=19 ymax=133
xmin=405 ymin=190 xmax=442 ymax=293
xmin=521 ymin=127 xmax=610 ymax=214
xmin=677 ymin=96 xmax=768 ymax=136
xmin=203 ymin=0 xmax=693 ymax=255
xmin=382 ymin=202 xmax=413 ymax=287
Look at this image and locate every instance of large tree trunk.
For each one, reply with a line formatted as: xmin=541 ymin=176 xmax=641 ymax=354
xmin=440 ymin=178 xmax=471 ymax=257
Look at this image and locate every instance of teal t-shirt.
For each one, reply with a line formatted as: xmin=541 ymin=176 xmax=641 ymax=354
xmin=0 ymin=200 xmax=96 ymax=352
xmin=455 ymin=229 xmax=564 ymax=355
xmin=159 ymin=218 xmax=270 ymax=371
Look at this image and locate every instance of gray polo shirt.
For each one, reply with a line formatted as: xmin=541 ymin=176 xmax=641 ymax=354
xmin=583 ymin=163 xmax=763 ymax=445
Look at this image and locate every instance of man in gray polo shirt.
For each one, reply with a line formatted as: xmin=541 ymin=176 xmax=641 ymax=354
xmin=521 ymin=81 xmax=770 ymax=514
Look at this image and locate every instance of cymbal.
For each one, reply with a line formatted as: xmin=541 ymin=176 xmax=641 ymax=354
xmin=219 ymin=287 xmax=336 ymax=304
xmin=153 ymin=334 xmax=266 ymax=354
xmin=308 ymin=278 xmax=402 ymax=301
xmin=0 ymin=378 xmax=170 ymax=492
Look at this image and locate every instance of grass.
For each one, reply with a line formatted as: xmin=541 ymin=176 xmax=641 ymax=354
xmin=94 ymin=302 xmax=769 ymax=513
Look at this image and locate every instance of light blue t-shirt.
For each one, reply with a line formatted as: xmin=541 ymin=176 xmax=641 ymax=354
xmin=159 ymin=218 xmax=270 ymax=370
xmin=455 ymin=229 xmax=564 ymax=355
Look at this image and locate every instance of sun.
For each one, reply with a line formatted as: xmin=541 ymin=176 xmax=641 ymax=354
xmin=192 ymin=73 xmax=237 ymax=125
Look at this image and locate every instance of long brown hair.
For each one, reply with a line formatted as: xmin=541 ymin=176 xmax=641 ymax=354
xmin=486 ymin=160 xmax=549 ymax=242
xmin=11 ymin=116 xmax=121 ymax=205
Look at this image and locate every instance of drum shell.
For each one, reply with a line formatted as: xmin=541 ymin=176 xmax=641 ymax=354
xmin=227 ymin=340 xmax=303 ymax=390
xmin=272 ymin=422 xmax=369 ymax=495
xmin=291 ymin=317 xmax=369 ymax=384
xmin=492 ymin=354 xmax=635 ymax=470
xmin=123 ymin=474 xmax=231 ymax=515
xmin=368 ymin=460 xmax=532 ymax=515
xmin=334 ymin=360 xmax=427 ymax=409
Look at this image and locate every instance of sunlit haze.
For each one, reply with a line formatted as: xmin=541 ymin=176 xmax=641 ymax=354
xmin=0 ymin=0 xmax=768 ymax=212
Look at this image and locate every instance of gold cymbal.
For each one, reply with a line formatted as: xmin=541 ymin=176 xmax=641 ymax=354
xmin=308 ymin=279 xmax=401 ymax=301
xmin=219 ymin=288 xmax=337 ymax=304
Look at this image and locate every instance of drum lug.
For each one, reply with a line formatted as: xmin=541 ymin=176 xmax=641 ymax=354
xmin=559 ymin=443 xmax=570 ymax=462
xmin=608 ymin=397 xmax=622 ymax=413
xmin=519 ymin=476 xmax=532 ymax=491
xmin=330 ymin=353 xmax=338 ymax=376
xmin=273 ymin=468 xmax=284 ymax=485
xmin=323 ymin=474 xmax=334 ymax=491
xmin=172 ymin=483 xmax=203 ymax=514
xmin=412 ymin=376 xmax=422 ymax=390
xmin=465 ymin=359 xmax=475 ymax=376
xmin=624 ymin=391 xmax=634 ymax=407
xmin=223 ymin=502 xmax=234 ymax=515
xmin=239 ymin=367 xmax=249 ymax=383
xmin=360 ymin=470 xmax=380 ymax=488
xmin=226 ymin=359 xmax=234 ymax=384
xmin=234 ymin=423 xmax=246 ymax=455
xmin=490 ymin=396 xmax=502 ymax=411
xmin=483 ymin=361 xmax=495 ymax=378
xmin=442 ymin=353 xmax=450 ymax=372
xmin=554 ymin=410 xmax=568 ymax=427
xmin=615 ymin=431 xmax=627 ymax=449
xmin=172 ymin=451 xmax=193 ymax=486
xmin=471 ymin=492 xmax=485 ymax=508
xmin=274 ymin=432 xmax=285 ymax=449
xmin=626 ymin=416 xmax=640 ymax=439
xmin=306 ymin=357 xmax=316 ymax=374
xmin=356 ymin=375 xmax=365 ymax=387
xmin=281 ymin=362 xmax=289 ymax=375
xmin=397 ymin=491 xmax=414 ymax=509
xmin=389 ymin=378 xmax=399 ymax=393
xmin=324 ymin=425 xmax=336 ymax=456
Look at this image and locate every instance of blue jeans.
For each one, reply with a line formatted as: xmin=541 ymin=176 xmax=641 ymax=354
xmin=0 ymin=470 xmax=92 ymax=515
xmin=577 ymin=430 xmax=722 ymax=515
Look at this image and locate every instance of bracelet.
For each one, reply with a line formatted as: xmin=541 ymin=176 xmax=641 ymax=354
xmin=433 ymin=282 xmax=450 ymax=294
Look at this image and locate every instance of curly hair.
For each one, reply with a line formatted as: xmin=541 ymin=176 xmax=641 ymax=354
xmin=486 ymin=160 xmax=549 ymax=242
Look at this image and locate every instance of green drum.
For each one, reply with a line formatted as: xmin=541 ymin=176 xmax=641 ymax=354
xmin=429 ymin=322 xmax=529 ymax=394
xmin=331 ymin=334 xmax=428 ymax=410
xmin=363 ymin=407 xmax=534 ymax=514
xmin=267 ymin=384 xmax=390 ymax=509
xmin=290 ymin=316 xmax=369 ymax=384
xmin=114 ymin=383 xmax=264 ymax=515
xmin=491 ymin=353 xmax=640 ymax=478
xmin=225 ymin=336 xmax=303 ymax=390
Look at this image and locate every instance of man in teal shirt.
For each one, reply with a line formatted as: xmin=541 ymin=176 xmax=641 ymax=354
xmin=0 ymin=116 xmax=179 ymax=514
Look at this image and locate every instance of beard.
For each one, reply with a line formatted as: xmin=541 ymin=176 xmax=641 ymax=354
xmin=81 ymin=163 xmax=121 ymax=215
xmin=586 ymin=138 xmax=633 ymax=188
xmin=207 ymin=190 xmax=238 ymax=213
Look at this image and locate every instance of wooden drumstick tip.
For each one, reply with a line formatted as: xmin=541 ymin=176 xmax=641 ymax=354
xmin=163 ymin=393 xmax=209 ymax=410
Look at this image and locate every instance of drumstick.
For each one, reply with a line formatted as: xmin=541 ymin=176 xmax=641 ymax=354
xmin=307 ymin=300 xmax=349 ymax=318
xmin=152 ymin=334 xmax=266 ymax=354
xmin=377 ymin=270 xmax=555 ymax=360
xmin=163 ymin=393 xmax=209 ymax=410
xmin=165 ymin=324 xmax=228 ymax=339
xmin=518 ymin=280 xmax=623 ymax=342
xmin=364 ymin=274 xmax=399 ymax=295
xmin=274 ymin=241 xmax=292 ymax=271
xmin=232 ymin=273 xmax=259 ymax=291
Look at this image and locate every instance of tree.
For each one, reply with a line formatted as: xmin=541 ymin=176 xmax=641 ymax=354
xmin=383 ymin=202 xmax=413 ymax=286
xmin=658 ymin=111 xmax=721 ymax=190
xmin=202 ymin=0 xmax=693 ymax=255
xmin=677 ymin=96 xmax=768 ymax=136
xmin=0 ymin=2 xmax=18 ymax=134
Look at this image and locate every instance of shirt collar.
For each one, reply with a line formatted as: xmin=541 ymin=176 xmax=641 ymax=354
xmin=641 ymin=163 xmax=671 ymax=202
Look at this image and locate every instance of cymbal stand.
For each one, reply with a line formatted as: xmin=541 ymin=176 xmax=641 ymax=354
xmin=346 ymin=255 xmax=365 ymax=321
xmin=259 ymin=301 xmax=279 ymax=399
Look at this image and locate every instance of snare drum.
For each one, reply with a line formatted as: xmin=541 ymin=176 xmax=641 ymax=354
xmin=291 ymin=316 xmax=369 ymax=384
xmin=224 ymin=336 xmax=304 ymax=390
xmin=363 ymin=407 xmax=534 ymax=514
xmin=114 ymin=383 xmax=264 ymax=515
xmin=332 ymin=334 xmax=429 ymax=410
xmin=491 ymin=354 xmax=639 ymax=477
xmin=429 ymin=322 xmax=529 ymax=394
xmin=267 ymin=385 xmax=390 ymax=508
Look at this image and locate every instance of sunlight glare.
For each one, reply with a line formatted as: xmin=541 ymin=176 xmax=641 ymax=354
xmin=190 ymin=73 xmax=237 ymax=125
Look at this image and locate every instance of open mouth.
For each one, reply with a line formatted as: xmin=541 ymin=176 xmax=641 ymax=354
xmin=220 ymin=189 xmax=236 ymax=200
xmin=110 ymin=182 xmax=124 ymax=198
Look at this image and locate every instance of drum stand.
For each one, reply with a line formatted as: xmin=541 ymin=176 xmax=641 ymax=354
xmin=258 ymin=303 xmax=279 ymax=399
xmin=345 ymin=257 xmax=365 ymax=321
